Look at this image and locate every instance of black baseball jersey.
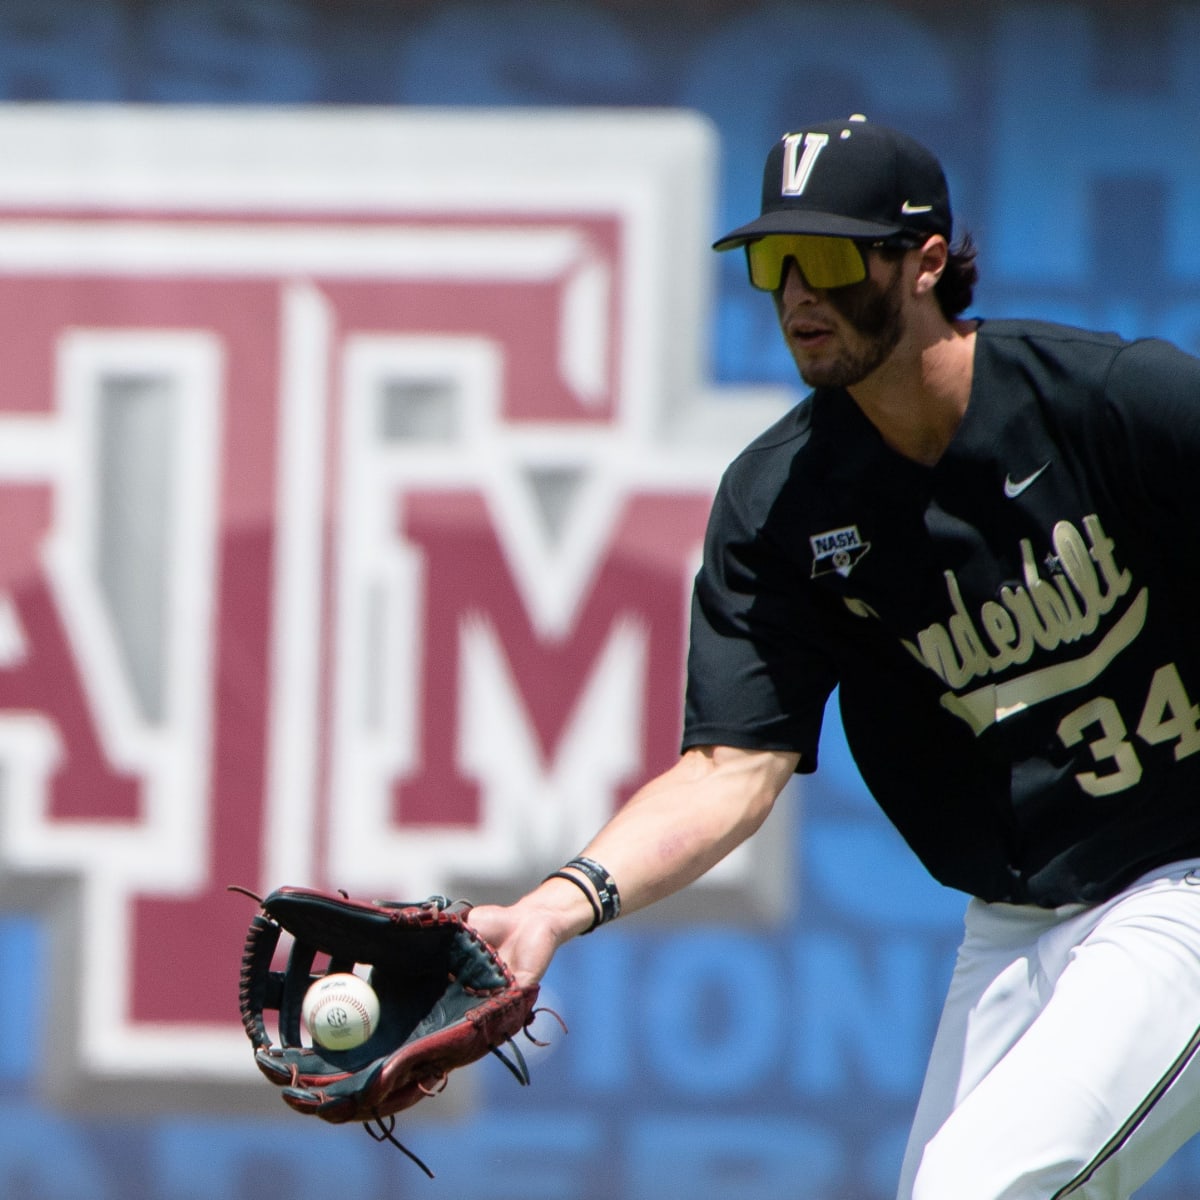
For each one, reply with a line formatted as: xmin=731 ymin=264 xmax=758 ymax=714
xmin=683 ymin=319 xmax=1200 ymax=906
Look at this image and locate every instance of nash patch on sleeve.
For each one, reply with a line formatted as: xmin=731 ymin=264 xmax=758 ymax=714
xmin=810 ymin=524 xmax=871 ymax=579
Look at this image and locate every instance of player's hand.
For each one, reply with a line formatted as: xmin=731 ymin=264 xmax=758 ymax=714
xmin=467 ymin=884 xmax=593 ymax=988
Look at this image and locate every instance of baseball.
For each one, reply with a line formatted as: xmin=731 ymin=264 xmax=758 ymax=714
xmin=302 ymin=972 xmax=380 ymax=1051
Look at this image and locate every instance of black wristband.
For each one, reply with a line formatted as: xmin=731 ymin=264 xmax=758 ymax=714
xmin=543 ymin=869 xmax=603 ymax=933
xmin=562 ymin=856 xmax=621 ymax=926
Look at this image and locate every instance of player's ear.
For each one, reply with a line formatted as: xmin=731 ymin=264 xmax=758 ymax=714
xmin=912 ymin=235 xmax=948 ymax=297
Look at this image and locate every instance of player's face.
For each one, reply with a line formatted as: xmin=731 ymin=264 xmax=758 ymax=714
xmin=774 ymin=248 xmax=908 ymax=390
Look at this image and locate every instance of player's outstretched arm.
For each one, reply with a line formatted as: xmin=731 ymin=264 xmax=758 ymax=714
xmin=467 ymin=744 xmax=799 ymax=986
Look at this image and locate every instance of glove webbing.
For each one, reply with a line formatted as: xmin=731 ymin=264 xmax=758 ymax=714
xmin=238 ymin=914 xmax=280 ymax=1052
xmin=279 ymin=938 xmax=357 ymax=1047
xmin=238 ymin=907 xmax=358 ymax=1052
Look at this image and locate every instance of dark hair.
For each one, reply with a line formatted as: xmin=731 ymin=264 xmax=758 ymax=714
xmin=873 ymin=231 xmax=978 ymax=319
xmin=934 ymin=232 xmax=978 ymax=319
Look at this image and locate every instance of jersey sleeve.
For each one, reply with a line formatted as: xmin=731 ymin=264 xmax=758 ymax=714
xmin=681 ymin=464 xmax=838 ymax=771
xmin=1104 ymin=337 xmax=1200 ymax=521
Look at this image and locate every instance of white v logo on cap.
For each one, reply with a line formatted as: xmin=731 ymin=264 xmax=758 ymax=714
xmin=781 ymin=132 xmax=830 ymax=196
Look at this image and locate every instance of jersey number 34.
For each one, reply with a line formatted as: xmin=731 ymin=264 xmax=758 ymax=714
xmin=1057 ymin=663 xmax=1200 ymax=797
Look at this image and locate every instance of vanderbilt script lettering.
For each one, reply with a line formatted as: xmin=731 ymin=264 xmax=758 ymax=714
xmin=899 ymin=516 xmax=1141 ymax=732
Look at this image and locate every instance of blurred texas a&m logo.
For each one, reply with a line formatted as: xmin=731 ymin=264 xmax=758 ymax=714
xmin=0 ymin=108 xmax=788 ymax=1100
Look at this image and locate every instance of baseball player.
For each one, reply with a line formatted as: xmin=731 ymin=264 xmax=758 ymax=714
xmin=468 ymin=115 xmax=1200 ymax=1198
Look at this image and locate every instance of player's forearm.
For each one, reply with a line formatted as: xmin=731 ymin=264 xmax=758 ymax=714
xmin=569 ymin=744 xmax=799 ymax=918
xmin=469 ymin=745 xmax=797 ymax=985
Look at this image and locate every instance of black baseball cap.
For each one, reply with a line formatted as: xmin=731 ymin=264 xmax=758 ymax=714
xmin=713 ymin=115 xmax=952 ymax=250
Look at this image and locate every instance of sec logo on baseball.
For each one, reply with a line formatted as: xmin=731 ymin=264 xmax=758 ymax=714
xmin=302 ymin=974 xmax=380 ymax=1050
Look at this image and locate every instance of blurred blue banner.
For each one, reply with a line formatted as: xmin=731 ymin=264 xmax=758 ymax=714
xmin=0 ymin=3 xmax=1197 ymax=1198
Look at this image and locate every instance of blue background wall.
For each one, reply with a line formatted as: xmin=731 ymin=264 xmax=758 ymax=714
xmin=3 ymin=3 xmax=1200 ymax=1197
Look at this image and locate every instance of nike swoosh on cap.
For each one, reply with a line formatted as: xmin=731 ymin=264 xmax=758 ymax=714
xmin=1003 ymin=462 xmax=1051 ymax=498
xmin=900 ymin=201 xmax=934 ymax=215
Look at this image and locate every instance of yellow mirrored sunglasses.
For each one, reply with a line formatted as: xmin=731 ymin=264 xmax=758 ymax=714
xmin=744 ymin=234 xmax=871 ymax=291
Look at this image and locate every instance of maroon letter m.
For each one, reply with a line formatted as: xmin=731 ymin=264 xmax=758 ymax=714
xmin=393 ymin=487 xmax=712 ymax=831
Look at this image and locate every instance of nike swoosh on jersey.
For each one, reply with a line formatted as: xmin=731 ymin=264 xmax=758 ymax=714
xmin=1003 ymin=462 xmax=1051 ymax=498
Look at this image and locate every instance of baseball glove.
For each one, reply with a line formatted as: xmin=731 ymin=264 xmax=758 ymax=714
xmin=235 ymin=886 xmax=544 ymax=1174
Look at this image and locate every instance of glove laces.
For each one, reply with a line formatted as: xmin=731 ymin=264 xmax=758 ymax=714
xmin=364 ymin=1112 xmax=435 ymax=1178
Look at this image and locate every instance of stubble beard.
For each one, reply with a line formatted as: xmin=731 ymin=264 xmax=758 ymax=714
xmin=793 ymin=262 xmax=907 ymax=390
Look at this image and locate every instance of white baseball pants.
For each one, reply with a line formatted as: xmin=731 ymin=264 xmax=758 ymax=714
xmin=897 ymin=859 xmax=1200 ymax=1200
